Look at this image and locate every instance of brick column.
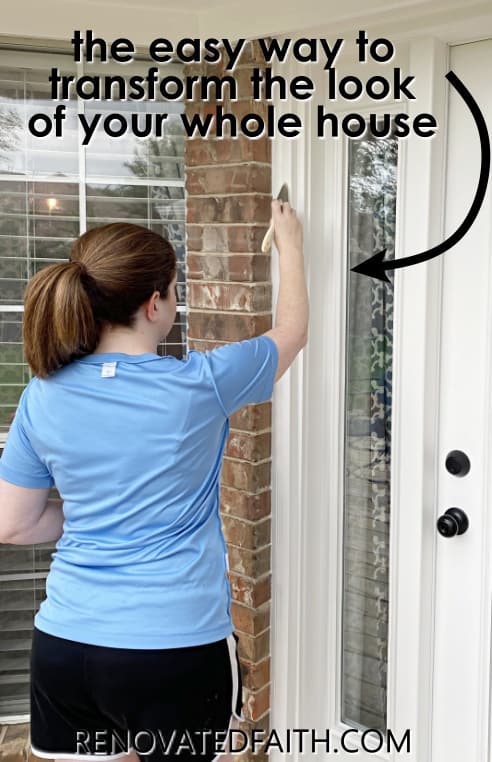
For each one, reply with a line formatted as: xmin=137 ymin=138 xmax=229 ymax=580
xmin=184 ymin=40 xmax=273 ymax=758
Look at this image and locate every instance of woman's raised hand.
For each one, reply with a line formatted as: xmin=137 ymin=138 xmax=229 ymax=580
xmin=271 ymin=199 xmax=303 ymax=254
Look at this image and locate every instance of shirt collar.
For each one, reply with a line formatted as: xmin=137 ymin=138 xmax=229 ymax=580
xmin=76 ymin=352 xmax=161 ymax=364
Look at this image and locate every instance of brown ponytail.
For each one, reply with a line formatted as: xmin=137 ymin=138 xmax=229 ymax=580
xmin=22 ymin=223 xmax=177 ymax=378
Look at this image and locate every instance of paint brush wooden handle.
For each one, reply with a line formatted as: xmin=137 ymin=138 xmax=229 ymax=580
xmin=261 ymin=219 xmax=275 ymax=253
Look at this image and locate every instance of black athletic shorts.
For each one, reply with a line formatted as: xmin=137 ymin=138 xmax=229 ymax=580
xmin=30 ymin=627 xmax=245 ymax=761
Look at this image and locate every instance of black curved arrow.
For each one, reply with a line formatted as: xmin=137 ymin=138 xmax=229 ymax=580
xmin=351 ymin=70 xmax=490 ymax=282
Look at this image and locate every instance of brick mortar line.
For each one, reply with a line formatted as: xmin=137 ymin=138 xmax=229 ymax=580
xmin=188 ymin=305 xmax=272 ymax=312
xmin=235 ymin=622 xmax=271 ymax=638
xmin=183 ymin=63 xmax=270 ymax=71
xmin=226 ymin=542 xmax=271 ymax=554
xmin=188 ymin=310 xmax=272 ymax=316
xmin=245 ymin=709 xmax=271 ymax=719
xmin=223 ymin=514 xmax=271 ymax=527
xmin=232 ymin=599 xmax=270 ymax=610
xmin=186 ymin=270 xmax=272 ymax=275
xmin=194 ymin=350 xmax=275 ymax=359
xmin=183 ymin=68 xmax=269 ymax=77
xmin=183 ymin=75 xmax=269 ymax=81
xmin=223 ymin=455 xmax=272 ymax=465
xmin=186 ymin=222 xmax=270 ymax=227
xmin=228 ymin=427 xmax=273 ymax=435
xmin=229 ymin=567 xmax=271 ymax=581
xmin=242 ymin=681 xmax=272 ymax=694
xmin=185 ymin=95 xmax=270 ymax=106
xmin=187 ymin=99 xmax=273 ymax=105
xmin=186 ymin=262 xmax=272 ymax=267
xmin=185 ymin=170 xmax=271 ymax=177
xmin=189 ymin=333 xmax=273 ymax=337
xmin=185 ymin=192 xmax=274 ymax=198
xmin=220 ymin=485 xmax=272 ymax=496
xmin=185 ymin=160 xmax=271 ymax=169
xmin=242 ymin=707 xmax=270 ymax=722
xmin=221 ymin=520 xmax=271 ymax=530
xmin=232 ymin=62 xmax=271 ymax=69
xmin=187 ymin=309 xmax=272 ymax=315
xmin=187 ymin=280 xmax=272 ymax=286
xmin=186 ymin=252 xmax=274 ymax=257
xmin=222 ymin=474 xmax=273 ymax=482
xmin=237 ymin=652 xmax=272 ymax=664
xmin=221 ymin=516 xmax=272 ymax=525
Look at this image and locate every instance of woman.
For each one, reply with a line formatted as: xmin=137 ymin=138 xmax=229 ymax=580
xmin=0 ymin=198 xmax=308 ymax=762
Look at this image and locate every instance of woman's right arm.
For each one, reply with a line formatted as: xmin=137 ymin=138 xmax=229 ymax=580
xmin=262 ymin=198 xmax=309 ymax=382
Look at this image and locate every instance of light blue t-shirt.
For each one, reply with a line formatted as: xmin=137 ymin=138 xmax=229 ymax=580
xmin=0 ymin=335 xmax=278 ymax=648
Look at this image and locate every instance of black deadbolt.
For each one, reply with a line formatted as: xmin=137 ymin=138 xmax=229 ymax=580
xmin=445 ymin=450 xmax=471 ymax=477
xmin=437 ymin=507 xmax=469 ymax=537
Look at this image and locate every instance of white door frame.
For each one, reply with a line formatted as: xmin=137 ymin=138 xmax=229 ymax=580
xmin=431 ymin=38 xmax=492 ymax=762
xmin=269 ymin=28 xmax=490 ymax=761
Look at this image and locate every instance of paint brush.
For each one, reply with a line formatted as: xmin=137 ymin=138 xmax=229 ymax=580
xmin=261 ymin=183 xmax=289 ymax=253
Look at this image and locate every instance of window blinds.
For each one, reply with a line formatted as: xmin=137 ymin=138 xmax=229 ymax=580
xmin=0 ymin=46 xmax=186 ymax=720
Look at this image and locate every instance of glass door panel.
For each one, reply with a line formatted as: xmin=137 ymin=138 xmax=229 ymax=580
xmin=341 ymin=129 xmax=398 ymax=732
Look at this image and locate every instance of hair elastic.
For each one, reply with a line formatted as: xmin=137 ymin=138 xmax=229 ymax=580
xmin=70 ymin=259 xmax=88 ymax=276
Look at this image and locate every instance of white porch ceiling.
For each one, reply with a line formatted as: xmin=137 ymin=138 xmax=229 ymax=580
xmin=2 ymin=0 xmax=492 ymax=52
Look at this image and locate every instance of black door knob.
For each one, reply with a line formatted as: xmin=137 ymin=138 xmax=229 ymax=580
xmin=445 ymin=450 xmax=471 ymax=477
xmin=437 ymin=507 xmax=469 ymax=537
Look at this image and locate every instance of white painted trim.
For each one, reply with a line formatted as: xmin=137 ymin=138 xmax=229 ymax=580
xmin=388 ymin=37 xmax=449 ymax=762
xmin=77 ymin=57 xmax=87 ymax=237
xmin=269 ymin=47 xmax=298 ymax=733
xmin=430 ymin=39 xmax=492 ymax=762
xmin=484 ymin=185 xmax=492 ymax=762
xmin=0 ymin=174 xmax=185 ymax=186
xmin=270 ymin=32 xmax=451 ymax=762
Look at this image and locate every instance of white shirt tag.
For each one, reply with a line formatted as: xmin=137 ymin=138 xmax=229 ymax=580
xmin=101 ymin=362 xmax=117 ymax=378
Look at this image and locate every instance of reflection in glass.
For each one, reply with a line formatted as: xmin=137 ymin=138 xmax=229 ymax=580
xmin=0 ymin=550 xmax=54 ymax=715
xmin=341 ymin=129 xmax=397 ymax=732
xmin=85 ymin=111 xmax=184 ymax=181
xmin=0 ymin=181 xmax=79 ymax=305
xmin=0 ymin=50 xmax=188 ymax=719
xmin=0 ymin=57 xmax=187 ymax=362
xmin=0 ymin=64 xmax=79 ymax=177
xmin=0 ymin=310 xmax=29 ymax=433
